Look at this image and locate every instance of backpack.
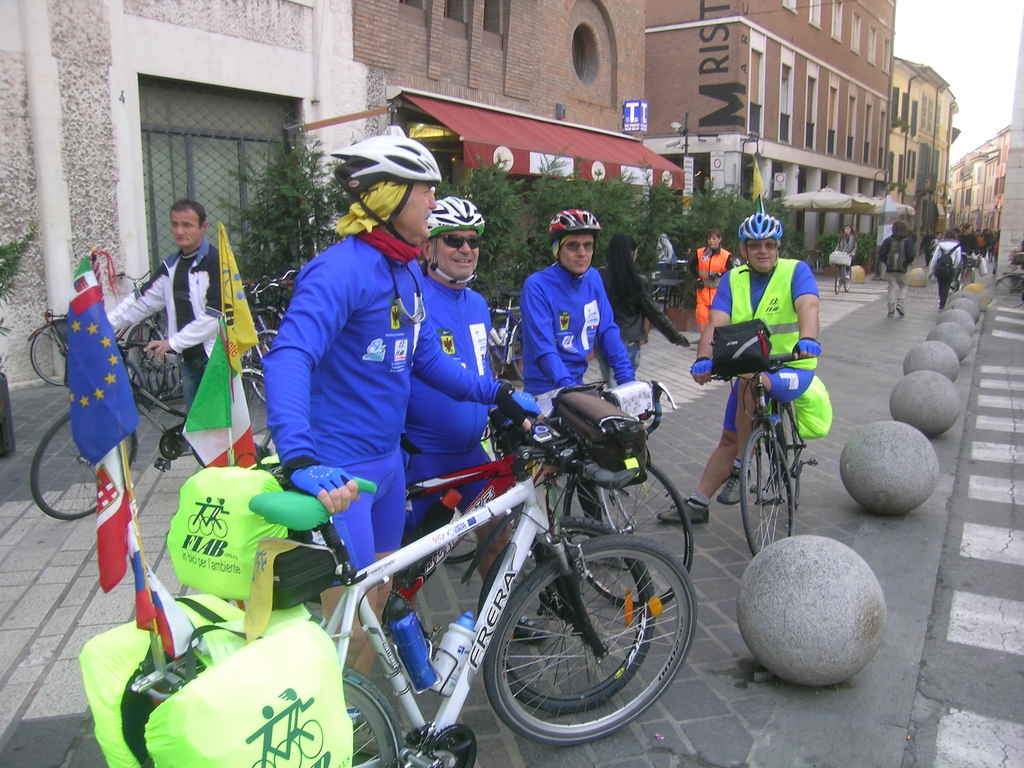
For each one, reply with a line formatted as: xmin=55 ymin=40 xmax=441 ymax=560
xmin=886 ymin=236 xmax=911 ymax=272
xmin=934 ymin=246 xmax=956 ymax=281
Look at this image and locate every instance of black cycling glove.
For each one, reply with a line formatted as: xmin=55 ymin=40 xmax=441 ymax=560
xmin=495 ymin=384 xmax=539 ymax=425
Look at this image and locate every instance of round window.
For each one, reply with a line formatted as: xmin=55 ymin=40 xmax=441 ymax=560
xmin=572 ymin=25 xmax=597 ymax=83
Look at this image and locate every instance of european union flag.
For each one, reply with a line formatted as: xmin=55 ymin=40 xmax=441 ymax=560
xmin=67 ymin=258 xmax=138 ymax=464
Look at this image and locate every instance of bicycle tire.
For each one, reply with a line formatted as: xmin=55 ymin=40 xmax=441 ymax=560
xmin=506 ymin=322 xmax=524 ymax=381
xmin=482 ymin=535 xmax=695 ymax=745
xmin=843 ymin=267 xmax=852 ymax=292
xmin=774 ymin=403 xmax=804 ymax=508
xmin=834 ymin=270 xmax=840 ymax=295
xmin=739 ymin=427 xmax=794 ymax=556
xmin=565 ymin=464 xmax=692 ymax=572
xmin=242 ymin=329 xmax=278 ymax=371
xmin=30 ymin=324 xmax=67 ymax=386
xmin=993 ymin=273 xmax=1024 ymax=296
xmin=241 ymin=370 xmax=274 ymax=460
xmin=342 ymin=667 xmax=403 ymax=768
xmin=30 ymin=411 xmax=139 ymax=521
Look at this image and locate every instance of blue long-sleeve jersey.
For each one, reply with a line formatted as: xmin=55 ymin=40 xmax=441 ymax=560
xmin=520 ymin=263 xmax=635 ymax=395
xmin=264 ymin=236 xmax=501 ymax=467
xmin=405 ymin=277 xmax=492 ymax=453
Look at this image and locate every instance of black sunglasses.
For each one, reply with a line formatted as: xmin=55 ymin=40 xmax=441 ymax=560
xmin=441 ymin=233 xmax=481 ymax=250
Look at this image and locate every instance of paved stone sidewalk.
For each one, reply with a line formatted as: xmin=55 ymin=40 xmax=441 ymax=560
xmin=0 ymin=272 xmax=982 ymax=767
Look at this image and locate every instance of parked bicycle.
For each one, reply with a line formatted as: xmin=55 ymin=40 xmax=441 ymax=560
xmin=241 ymin=269 xmax=295 ymax=370
xmin=240 ymin=413 xmax=696 ymax=764
xmin=712 ymin=354 xmax=817 ymax=556
xmin=487 ymin=290 xmax=524 ymax=382
xmin=30 ymin=357 xmax=271 ymax=521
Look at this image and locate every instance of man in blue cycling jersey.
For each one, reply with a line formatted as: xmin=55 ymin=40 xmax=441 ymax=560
xmin=403 ymin=197 xmax=511 ymax=571
xmin=520 ymin=209 xmax=636 ymax=398
xmin=660 ymin=212 xmax=820 ymax=525
xmin=263 ymin=136 xmax=534 ymax=574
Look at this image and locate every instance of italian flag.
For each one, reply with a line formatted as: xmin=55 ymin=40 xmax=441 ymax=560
xmin=183 ymin=321 xmax=257 ymax=467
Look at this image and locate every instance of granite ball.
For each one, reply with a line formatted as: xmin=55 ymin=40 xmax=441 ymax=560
xmin=936 ymin=308 xmax=977 ymax=332
xmin=949 ymin=289 xmax=981 ymax=306
xmin=737 ymin=535 xmax=886 ymax=687
xmin=960 ymin=284 xmax=992 ymax=309
xmin=840 ymin=421 xmax=939 ymax=515
xmin=903 ymin=341 xmax=960 ymax=381
xmin=946 ymin=298 xmax=980 ymax=322
xmin=908 ymin=267 xmax=928 ymax=287
xmin=926 ymin=323 xmax=972 ymax=361
xmin=889 ymin=370 xmax=962 ymax=437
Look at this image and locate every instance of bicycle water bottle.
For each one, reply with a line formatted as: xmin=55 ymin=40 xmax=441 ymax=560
xmin=383 ymin=594 xmax=438 ymax=691
xmin=430 ymin=612 xmax=476 ymax=696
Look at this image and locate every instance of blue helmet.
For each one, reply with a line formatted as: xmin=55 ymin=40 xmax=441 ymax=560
xmin=738 ymin=212 xmax=784 ymax=241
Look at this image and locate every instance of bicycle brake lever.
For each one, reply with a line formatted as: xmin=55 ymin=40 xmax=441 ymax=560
xmin=652 ymin=380 xmax=677 ymax=410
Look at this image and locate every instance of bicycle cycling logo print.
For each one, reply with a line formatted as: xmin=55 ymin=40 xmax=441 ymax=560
xmin=246 ymin=688 xmax=333 ymax=768
xmin=178 ymin=496 xmax=242 ymax=576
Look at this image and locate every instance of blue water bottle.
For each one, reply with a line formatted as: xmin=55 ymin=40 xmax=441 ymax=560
xmin=383 ymin=593 xmax=438 ymax=691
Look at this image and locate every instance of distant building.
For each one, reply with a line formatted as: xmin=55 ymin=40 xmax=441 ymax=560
xmin=887 ymin=59 xmax=958 ymax=236
xmin=645 ymin=0 xmax=896 ymax=249
xmin=949 ymin=128 xmax=1011 ymax=232
xmin=1001 ymin=15 xmax=1024 ymax=264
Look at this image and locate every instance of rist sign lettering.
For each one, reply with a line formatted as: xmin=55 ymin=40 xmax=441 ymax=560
xmin=696 ymin=1 xmax=746 ymax=129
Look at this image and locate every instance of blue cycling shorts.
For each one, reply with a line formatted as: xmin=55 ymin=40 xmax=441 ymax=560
xmin=331 ymin=446 xmax=406 ymax=570
xmin=723 ymin=369 xmax=816 ymax=431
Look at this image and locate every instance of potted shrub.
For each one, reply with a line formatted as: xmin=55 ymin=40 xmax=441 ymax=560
xmin=0 ymin=226 xmax=32 ymax=454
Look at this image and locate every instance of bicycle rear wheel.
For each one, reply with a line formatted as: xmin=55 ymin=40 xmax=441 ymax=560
xmin=739 ymin=427 xmax=794 ymax=556
xmin=30 ymin=324 xmax=67 ymax=386
xmin=482 ymin=535 xmax=695 ymax=745
xmin=565 ymin=464 xmax=692 ymax=571
xmin=343 ymin=667 xmax=403 ymax=768
xmin=30 ymin=411 xmax=138 ymax=521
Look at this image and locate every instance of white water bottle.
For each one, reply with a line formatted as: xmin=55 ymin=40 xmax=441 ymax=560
xmin=430 ymin=612 xmax=476 ymax=696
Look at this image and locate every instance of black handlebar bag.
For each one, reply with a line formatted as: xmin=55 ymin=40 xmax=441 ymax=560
xmin=555 ymin=390 xmax=649 ymax=484
xmin=712 ymin=319 xmax=772 ymax=377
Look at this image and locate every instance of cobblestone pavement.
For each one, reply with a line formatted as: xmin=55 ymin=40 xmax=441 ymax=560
xmin=0 ymin=269 xmax=1015 ymax=767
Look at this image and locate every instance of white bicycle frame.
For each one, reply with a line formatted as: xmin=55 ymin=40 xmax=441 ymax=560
xmin=323 ymin=471 xmax=549 ymax=732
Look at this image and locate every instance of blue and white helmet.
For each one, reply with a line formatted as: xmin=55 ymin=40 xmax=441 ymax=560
xmin=738 ymin=212 xmax=784 ymax=241
xmin=429 ymin=197 xmax=485 ymax=236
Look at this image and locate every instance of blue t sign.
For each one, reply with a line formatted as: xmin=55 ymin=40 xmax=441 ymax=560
xmin=623 ymin=100 xmax=648 ymax=133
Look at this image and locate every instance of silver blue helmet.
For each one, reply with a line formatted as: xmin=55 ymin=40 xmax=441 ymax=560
xmin=738 ymin=212 xmax=784 ymax=241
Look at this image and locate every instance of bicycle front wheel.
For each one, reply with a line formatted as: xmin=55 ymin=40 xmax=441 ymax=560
xmin=567 ymin=464 xmax=692 ymax=571
xmin=482 ymin=535 xmax=695 ymax=745
xmin=739 ymin=428 xmax=794 ymax=556
xmin=30 ymin=324 xmax=67 ymax=386
xmin=842 ymin=267 xmax=852 ymax=292
xmin=343 ymin=667 xmax=403 ymax=768
xmin=30 ymin=411 xmax=138 ymax=521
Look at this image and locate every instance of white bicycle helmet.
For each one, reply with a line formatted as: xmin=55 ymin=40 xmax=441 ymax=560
xmin=429 ymin=197 xmax=486 ymax=236
xmin=738 ymin=212 xmax=784 ymax=241
xmin=332 ymin=135 xmax=441 ymax=195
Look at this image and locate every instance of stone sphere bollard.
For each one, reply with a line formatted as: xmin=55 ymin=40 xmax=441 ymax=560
xmin=936 ymin=308 xmax=977 ymax=332
xmin=903 ymin=340 xmax=960 ymax=381
xmin=946 ymin=298 xmax=980 ymax=322
xmin=890 ymin=370 xmax=962 ymax=437
xmin=840 ymin=421 xmax=939 ymax=515
xmin=950 ymin=288 xmax=981 ymax=305
xmin=961 ymin=284 xmax=992 ymax=309
xmin=736 ymin=535 xmax=886 ymax=687
xmin=908 ymin=267 xmax=928 ymax=287
xmin=851 ymin=265 xmax=866 ymax=283
xmin=926 ymin=323 xmax=972 ymax=361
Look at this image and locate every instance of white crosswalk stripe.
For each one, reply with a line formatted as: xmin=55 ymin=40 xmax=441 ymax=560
xmin=974 ymin=415 xmax=1024 ymax=433
xmin=947 ymin=591 xmax=1024 ymax=656
xmin=994 ymin=305 xmax=1024 ymax=315
xmin=960 ymin=523 xmax=1024 ymax=566
xmin=935 ymin=709 xmax=1024 ymax=768
xmin=993 ymin=315 xmax=1024 ymax=326
xmin=976 ymin=394 xmax=1024 ymax=410
xmin=979 ymin=364 xmax=1024 ymax=376
xmin=967 ymin=475 xmax=1019 ymax=504
xmin=970 ymin=441 xmax=1024 ymax=463
xmin=979 ymin=379 xmax=1024 ymax=391
xmin=992 ymin=329 xmax=1024 ymax=342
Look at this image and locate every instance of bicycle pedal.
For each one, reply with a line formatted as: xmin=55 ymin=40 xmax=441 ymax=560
xmin=154 ymin=457 xmax=172 ymax=472
xmin=806 ymin=459 xmax=818 ymax=467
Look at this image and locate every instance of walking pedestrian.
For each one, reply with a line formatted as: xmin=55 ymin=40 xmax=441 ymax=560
xmin=879 ymin=221 xmax=915 ymax=317
xmin=930 ymin=230 xmax=962 ymax=310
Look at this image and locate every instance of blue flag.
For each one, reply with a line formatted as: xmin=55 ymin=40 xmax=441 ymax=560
xmin=67 ymin=258 xmax=138 ymax=464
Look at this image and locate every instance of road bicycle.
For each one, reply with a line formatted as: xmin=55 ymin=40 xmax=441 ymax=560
xmin=29 ymin=357 xmax=271 ymax=521
xmin=487 ymin=290 xmax=524 ymax=382
xmin=954 ymin=255 xmax=980 ymax=291
xmin=405 ymin=381 xmax=693 ymax=574
xmin=243 ymin=417 xmax=696 ymax=765
xmin=713 ymin=355 xmax=817 ymax=556
xmin=27 ymin=309 xmax=70 ymax=386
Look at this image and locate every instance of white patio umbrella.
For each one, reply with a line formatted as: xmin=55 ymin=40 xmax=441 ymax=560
xmin=783 ymin=188 xmax=877 ymax=214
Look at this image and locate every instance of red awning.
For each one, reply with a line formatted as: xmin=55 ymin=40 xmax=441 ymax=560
xmin=403 ymin=93 xmax=684 ymax=189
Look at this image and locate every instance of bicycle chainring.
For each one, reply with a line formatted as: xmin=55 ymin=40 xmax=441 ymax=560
xmin=410 ymin=724 xmax=477 ymax=768
xmin=159 ymin=427 xmax=191 ymax=461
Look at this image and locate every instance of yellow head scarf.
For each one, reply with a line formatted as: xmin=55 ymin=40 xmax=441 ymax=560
xmin=335 ymin=182 xmax=411 ymax=237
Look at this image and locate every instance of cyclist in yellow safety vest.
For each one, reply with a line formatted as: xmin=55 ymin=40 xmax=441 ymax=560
xmin=659 ymin=212 xmax=820 ymax=525
xmin=693 ymin=229 xmax=736 ymax=330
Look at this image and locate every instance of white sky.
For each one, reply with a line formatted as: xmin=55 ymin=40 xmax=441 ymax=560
xmin=893 ymin=0 xmax=1023 ymax=163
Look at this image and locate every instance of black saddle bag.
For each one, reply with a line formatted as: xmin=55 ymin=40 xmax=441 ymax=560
xmin=712 ymin=319 xmax=772 ymax=376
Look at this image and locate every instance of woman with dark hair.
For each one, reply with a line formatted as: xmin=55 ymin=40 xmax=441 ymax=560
xmin=598 ymin=232 xmax=690 ymax=385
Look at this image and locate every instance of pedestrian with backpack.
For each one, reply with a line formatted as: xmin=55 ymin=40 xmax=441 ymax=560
xmin=878 ymin=220 xmax=916 ymax=317
xmin=930 ymin=229 xmax=963 ymax=309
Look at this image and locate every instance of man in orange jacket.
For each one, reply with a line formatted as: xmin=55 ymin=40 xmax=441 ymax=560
xmin=693 ymin=229 xmax=736 ymax=329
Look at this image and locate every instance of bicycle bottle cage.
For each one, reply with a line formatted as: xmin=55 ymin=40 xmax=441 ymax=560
xmin=554 ymin=390 xmax=649 ymax=484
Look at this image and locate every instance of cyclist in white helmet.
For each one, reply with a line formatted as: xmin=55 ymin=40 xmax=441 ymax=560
xmin=264 ymin=139 xmax=536 ymax=666
xmin=660 ymin=211 xmax=821 ymax=526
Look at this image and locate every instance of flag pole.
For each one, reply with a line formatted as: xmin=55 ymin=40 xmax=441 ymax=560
xmin=120 ymin=440 xmax=167 ymax=676
xmin=219 ymin=318 xmax=236 ymax=467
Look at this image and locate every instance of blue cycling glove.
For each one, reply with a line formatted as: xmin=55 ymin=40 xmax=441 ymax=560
xmin=793 ymin=338 xmax=822 ymax=357
xmin=691 ymin=358 xmax=713 ymax=376
xmin=495 ymin=384 xmax=540 ymax=424
xmin=290 ymin=464 xmax=353 ymax=498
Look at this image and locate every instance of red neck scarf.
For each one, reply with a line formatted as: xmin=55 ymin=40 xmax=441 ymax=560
xmin=357 ymin=227 xmax=420 ymax=264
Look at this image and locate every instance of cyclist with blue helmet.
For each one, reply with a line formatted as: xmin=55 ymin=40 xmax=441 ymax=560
xmin=659 ymin=211 xmax=820 ymax=526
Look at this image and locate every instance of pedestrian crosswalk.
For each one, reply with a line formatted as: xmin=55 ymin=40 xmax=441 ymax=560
xmin=935 ymin=311 xmax=1024 ymax=766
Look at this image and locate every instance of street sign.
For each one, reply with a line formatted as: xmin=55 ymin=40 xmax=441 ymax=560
xmin=774 ymin=172 xmax=786 ymax=186
xmin=684 ymin=156 xmax=694 ymax=196
xmin=622 ymin=100 xmax=648 ymax=133
xmin=710 ymin=151 xmax=725 ymax=188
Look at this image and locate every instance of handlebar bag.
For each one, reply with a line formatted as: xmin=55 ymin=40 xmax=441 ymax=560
xmin=168 ymin=466 xmax=288 ymax=601
xmin=556 ymin=390 xmax=649 ymax=484
xmin=712 ymin=319 xmax=771 ymax=377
